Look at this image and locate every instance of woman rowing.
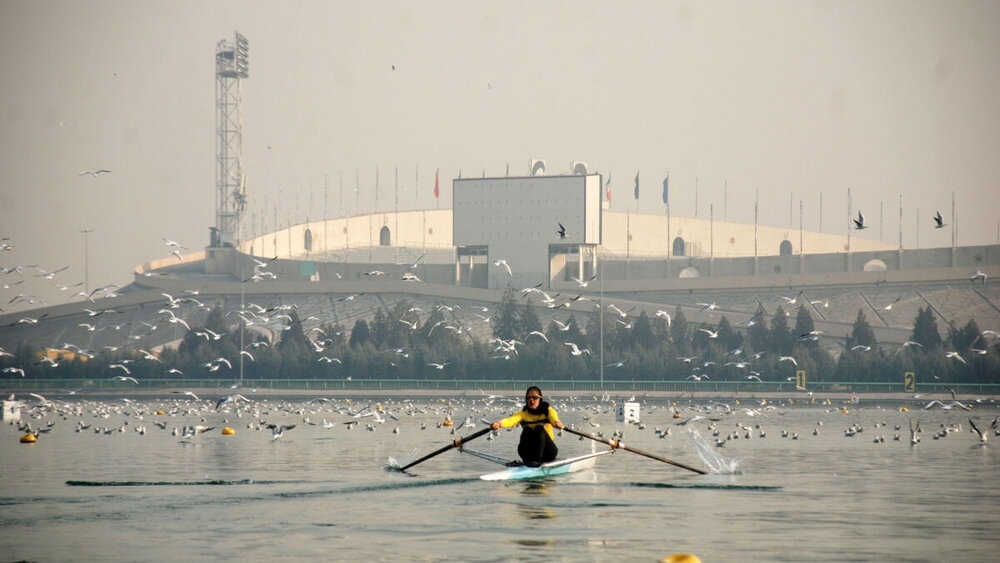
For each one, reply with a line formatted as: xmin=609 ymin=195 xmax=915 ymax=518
xmin=490 ymin=386 xmax=564 ymax=467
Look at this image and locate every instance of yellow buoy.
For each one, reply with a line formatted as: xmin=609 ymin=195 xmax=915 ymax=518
xmin=20 ymin=434 xmax=37 ymax=443
xmin=789 ymin=399 xmax=794 ymax=404
xmin=156 ymin=409 xmax=165 ymax=415
xmin=673 ymin=412 xmax=681 ymax=419
xmin=661 ymin=555 xmax=702 ymax=563
xmin=221 ymin=427 xmax=235 ymax=435
xmin=900 ymin=406 xmax=909 ymax=412
xmin=842 ymin=408 xmax=850 ymax=414
xmin=734 ymin=400 xmax=740 ymax=405
xmin=442 ymin=417 xmax=453 ymax=426
xmin=345 ymin=398 xmax=351 ymax=403
xmin=376 ymin=403 xmax=383 ymax=411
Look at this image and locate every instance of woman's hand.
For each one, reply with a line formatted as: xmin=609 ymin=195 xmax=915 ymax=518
xmin=491 ymin=421 xmax=501 ymax=431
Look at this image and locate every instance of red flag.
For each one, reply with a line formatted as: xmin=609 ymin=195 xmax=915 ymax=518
xmin=605 ymin=172 xmax=612 ymax=202
xmin=434 ymin=169 xmax=440 ymax=199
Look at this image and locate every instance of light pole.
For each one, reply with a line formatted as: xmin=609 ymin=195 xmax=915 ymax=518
xmin=80 ymin=229 xmax=93 ymax=295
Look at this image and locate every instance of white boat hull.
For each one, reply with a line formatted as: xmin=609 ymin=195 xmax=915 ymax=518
xmin=480 ymin=450 xmax=612 ymax=481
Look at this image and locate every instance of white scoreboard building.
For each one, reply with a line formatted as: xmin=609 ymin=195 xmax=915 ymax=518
xmin=453 ymin=173 xmax=603 ymax=289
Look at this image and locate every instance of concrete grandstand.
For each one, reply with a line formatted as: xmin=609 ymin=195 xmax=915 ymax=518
xmin=1 ymin=180 xmax=997 ymax=359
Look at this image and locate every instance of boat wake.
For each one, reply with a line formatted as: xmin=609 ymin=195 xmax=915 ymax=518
xmin=65 ymin=479 xmax=296 ymax=487
xmin=688 ymin=430 xmax=739 ymax=474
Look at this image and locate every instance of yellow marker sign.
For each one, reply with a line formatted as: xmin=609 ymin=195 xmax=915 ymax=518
xmin=795 ymin=369 xmax=807 ymax=390
xmin=904 ymin=371 xmax=916 ymax=393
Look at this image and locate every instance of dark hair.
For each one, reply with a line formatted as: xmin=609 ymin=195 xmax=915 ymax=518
xmin=525 ymin=385 xmax=542 ymax=398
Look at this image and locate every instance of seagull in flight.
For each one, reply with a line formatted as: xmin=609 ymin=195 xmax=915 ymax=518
xmin=570 ymin=273 xmax=598 ymax=288
xmin=945 ymin=351 xmax=967 ymax=364
xmin=933 ymin=211 xmax=947 ymax=229
xmin=970 ymin=270 xmax=987 ymax=285
xmin=564 ymin=342 xmax=590 ymax=356
xmin=556 ymin=222 xmax=567 ymax=239
xmin=698 ymin=328 xmax=719 ymax=339
xmin=654 ymin=310 xmax=672 ymax=326
xmin=266 ymin=423 xmax=296 ymax=440
xmin=493 ymin=259 xmax=512 ymax=277
xmin=778 ymin=355 xmax=798 ymax=366
xmin=853 ymin=210 xmax=868 ymax=230
xmin=181 ymin=425 xmax=215 ymax=440
xmin=968 ymin=417 xmax=995 ymax=444
xmin=79 ymin=169 xmax=112 ymax=177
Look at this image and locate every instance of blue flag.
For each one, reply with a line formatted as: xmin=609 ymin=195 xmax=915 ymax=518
xmin=662 ymin=175 xmax=669 ymax=205
xmin=634 ymin=171 xmax=639 ymax=200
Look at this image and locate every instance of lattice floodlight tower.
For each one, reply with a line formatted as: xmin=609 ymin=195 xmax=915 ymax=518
xmin=214 ymin=31 xmax=249 ymax=248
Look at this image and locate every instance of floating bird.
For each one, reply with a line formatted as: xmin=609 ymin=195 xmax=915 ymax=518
xmin=181 ymin=425 xmax=215 ymax=440
xmin=853 ymin=210 xmax=868 ymax=230
xmin=933 ymin=211 xmax=946 ymax=229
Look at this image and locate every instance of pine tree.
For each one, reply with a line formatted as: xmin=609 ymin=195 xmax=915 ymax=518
xmin=910 ymin=307 xmax=942 ymax=349
xmin=349 ymin=319 xmax=371 ymax=348
xmin=490 ymin=287 xmax=521 ymax=341
xmin=770 ymin=306 xmax=794 ymax=355
xmin=846 ymin=310 xmax=877 ymax=349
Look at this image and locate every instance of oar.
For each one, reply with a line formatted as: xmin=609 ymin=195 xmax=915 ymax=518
xmin=398 ymin=427 xmax=492 ymax=471
xmin=563 ymin=426 xmax=707 ymax=475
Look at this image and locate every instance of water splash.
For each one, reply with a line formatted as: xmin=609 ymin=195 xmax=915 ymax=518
xmin=687 ymin=429 xmax=740 ymax=474
xmin=384 ymin=448 xmax=419 ymax=471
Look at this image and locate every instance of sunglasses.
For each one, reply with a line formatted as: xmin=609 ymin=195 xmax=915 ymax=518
xmin=526 ymin=395 xmax=542 ymax=400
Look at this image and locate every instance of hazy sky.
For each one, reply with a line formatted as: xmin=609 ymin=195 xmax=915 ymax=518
xmin=1 ymin=1 xmax=998 ymax=311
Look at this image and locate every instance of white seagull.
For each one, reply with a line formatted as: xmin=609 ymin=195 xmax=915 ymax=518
xmin=564 ymin=342 xmax=591 ymax=356
xmin=79 ymin=169 xmax=112 ymax=177
xmin=267 ymin=423 xmax=296 ymax=440
xmin=493 ymin=259 xmax=512 ymax=277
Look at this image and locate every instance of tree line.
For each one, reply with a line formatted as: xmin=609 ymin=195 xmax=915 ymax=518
xmin=2 ymin=287 xmax=997 ymax=385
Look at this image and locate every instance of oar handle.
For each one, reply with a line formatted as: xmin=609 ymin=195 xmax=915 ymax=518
xmin=400 ymin=426 xmax=492 ymax=471
xmin=564 ymin=426 xmax=706 ymax=475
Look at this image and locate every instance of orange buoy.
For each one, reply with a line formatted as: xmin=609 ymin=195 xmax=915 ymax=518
xmin=661 ymin=555 xmax=702 ymax=563
xmin=156 ymin=409 xmax=165 ymax=415
xmin=442 ymin=417 xmax=453 ymax=426
xmin=221 ymin=427 xmax=235 ymax=435
xmin=20 ymin=434 xmax=37 ymax=443
xmin=900 ymin=406 xmax=909 ymax=412
xmin=672 ymin=412 xmax=681 ymax=419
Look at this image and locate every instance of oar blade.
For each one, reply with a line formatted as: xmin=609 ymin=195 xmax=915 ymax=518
xmin=397 ymin=426 xmax=492 ymax=472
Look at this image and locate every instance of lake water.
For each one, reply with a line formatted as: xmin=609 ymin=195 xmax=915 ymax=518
xmin=1 ymin=393 xmax=998 ymax=562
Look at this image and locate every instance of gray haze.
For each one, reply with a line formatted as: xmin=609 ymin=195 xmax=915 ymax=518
xmin=1 ymin=1 xmax=998 ymax=310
